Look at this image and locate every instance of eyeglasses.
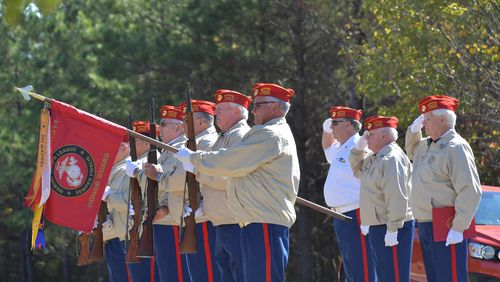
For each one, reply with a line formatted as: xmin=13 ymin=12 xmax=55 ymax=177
xmin=331 ymin=119 xmax=349 ymax=126
xmin=159 ymin=120 xmax=181 ymax=127
xmin=253 ymin=101 xmax=277 ymax=109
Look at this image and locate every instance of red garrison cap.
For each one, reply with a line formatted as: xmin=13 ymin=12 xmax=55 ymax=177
xmin=180 ymin=99 xmax=216 ymax=116
xmin=160 ymin=105 xmax=184 ymax=121
xmin=214 ymin=89 xmax=252 ymax=109
xmin=364 ymin=116 xmax=399 ymax=131
xmin=252 ymin=83 xmax=295 ymax=103
xmin=132 ymin=121 xmax=159 ymax=136
xmin=419 ymin=95 xmax=459 ymax=113
xmin=329 ymin=106 xmax=363 ymax=121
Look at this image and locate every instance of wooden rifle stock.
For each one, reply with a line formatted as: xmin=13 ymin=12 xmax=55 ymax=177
xmin=180 ymin=84 xmax=199 ymax=254
xmin=137 ymin=99 xmax=159 ymax=258
xmin=88 ymin=201 xmax=108 ymax=262
xmin=77 ymin=233 xmax=92 ymax=266
xmin=126 ymin=116 xmax=142 ymax=263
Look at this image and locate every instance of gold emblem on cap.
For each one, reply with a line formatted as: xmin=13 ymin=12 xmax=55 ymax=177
xmin=421 ymin=105 xmax=426 ymax=112
xmin=216 ymin=94 xmax=223 ymax=101
xmin=254 ymin=89 xmax=259 ymax=96
xmin=367 ymin=123 xmax=372 ymax=129
xmin=331 ymin=112 xmax=337 ymax=117
xmin=260 ymin=88 xmax=271 ymax=95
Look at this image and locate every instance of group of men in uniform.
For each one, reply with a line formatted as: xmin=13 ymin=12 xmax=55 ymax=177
xmin=322 ymin=95 xmax=481 ymax=282
xmin=97 ymin=83 xmax=480 ymax=282
xmin=98 ymin=82 xmax=298 ymax=282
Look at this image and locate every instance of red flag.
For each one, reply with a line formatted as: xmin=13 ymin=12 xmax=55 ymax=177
xmin=44 ymin=100 xmax=127 ymax=232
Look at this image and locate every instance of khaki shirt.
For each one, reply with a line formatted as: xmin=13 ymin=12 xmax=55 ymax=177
xmin=149 ymin=134 xmax=187 ymax=226
xmin=103 ymin=158 xmax=130 ymax=241
xmin=405 ymin=129 xmax=481 ymax=232
xmin=350 ymin=142 xmax=413 ymax=232
xmin=196 ymin=120 xmax=251 ymax=226
xmin=190 ymin=117 xmax=300 ymax=228
xmin=154 ymin=127 xmax=218 ymax=226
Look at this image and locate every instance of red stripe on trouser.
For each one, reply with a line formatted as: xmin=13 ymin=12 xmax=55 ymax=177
xmin=202 ymin=222 xmax=214 ymax=282
xmin=356 ymin=210 xmax=369 ymax=282
xmin=262 ymin=223 xmax=272 ymax=282
xmin=450 ymin=245 xmax=457 ymax=282
xmin=150 ymin=256 xmax=155 ymax=282
xmin=126 ymin=263 xmax=132 ymax=282
xmin=392 ymin=246 xmax=400 ymax=282
xmin=173 ymin=225 xmax=183 ymax=282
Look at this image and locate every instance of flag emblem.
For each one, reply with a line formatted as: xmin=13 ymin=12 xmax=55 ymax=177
xmin=52 ymin=145 xmax=95 ymax=197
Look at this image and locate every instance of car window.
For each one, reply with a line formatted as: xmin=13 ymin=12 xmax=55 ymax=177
xmin=475 ymin=191 xmax=500 ymax=225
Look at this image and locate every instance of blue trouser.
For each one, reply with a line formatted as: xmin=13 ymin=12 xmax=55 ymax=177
xmin=240 ymin=223 xmax=289 ymax=282
xmin=333 ymin=209 xmax=376 ymax=282
xmin=214 ymin=224 xmax=244 ymax=282
xmin=418 ymin=222 xmax=469 ymax=282
xmin=104 ymin=238 xmax=130 ymax=282
xmin=185 ymin=221 xmax=220 ymax=282
xmin=127 ymin=255 xmax=159 ymax=282
xmin=153 ymin=224 xmax=191 ymax=282
xmin=367 ymin=220 xmax=414 ymax=282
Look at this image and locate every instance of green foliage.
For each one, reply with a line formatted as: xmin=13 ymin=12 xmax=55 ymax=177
xmin=0 ymin=0 xmax=498 ymax=281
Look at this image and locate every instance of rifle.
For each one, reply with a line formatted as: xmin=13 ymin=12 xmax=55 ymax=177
xmin=77 ymin=233 xmax=92 ymax=266
xmin=179 ymin=83 xmax=199 ymax=254
xmin=137 ymin=98 xmax=159 ymax=258
xmin=88 ymin=201 xmax=108 ymax=262
xmin=126 ymin=113 xmax=142 ymax=263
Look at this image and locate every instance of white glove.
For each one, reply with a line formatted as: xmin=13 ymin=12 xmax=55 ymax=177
xmin=183 ymin=162 xmax=195 ymax=173
xmin=101 ymin=186 xmax=111 ymax=201
xmin=355 ymin=132 xmax=368 ymax=151
xmin=445 ymin=229 xmax=464 ymax=246
xmin=93 ymin=216 xmax=99 ymax=229
xmin=360 ymin=225 xmax=370 ymax=236
xmin=195 ymin=201 xmax=204 ymax=217
xmin=126 ymin=159 xmax=142 ymax=178
xmin=174 ymin=148 xmax=194 ymax=164
xmin=385 ymin=231 xmax=399 ymax=247
xmin=183 ymin=203 xmax=193 ymax=218
xmin=102 ymin=218 xmax=113 ymax=231
xmin=409 ymin=114 xmax=424 ymax=133
xmin=322 ymin=118 xmax=332 ymax=133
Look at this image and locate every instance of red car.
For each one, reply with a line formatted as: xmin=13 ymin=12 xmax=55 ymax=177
xmin=411 ymin=185 xmax=500 ymax=282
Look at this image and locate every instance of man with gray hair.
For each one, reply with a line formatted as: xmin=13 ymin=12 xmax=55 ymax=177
xmin=322 ymin=106 xmax=375 ymax=282
xmin=406 ymin=95 xmax=481 ymax=282
xmin=350 ymin=116 xmax=414 ymax=282
xmin=173 ymin=83 xmax=299 ymax=282
xmin=186 ymin=89 xmax=252 ymax=281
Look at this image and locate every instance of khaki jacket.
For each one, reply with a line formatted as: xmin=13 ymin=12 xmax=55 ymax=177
xmin=151 ymin=127 xmax=218 ymax=226
xmin=196 ymin=120 xmax=251 ymax=226
xmin=103 ymin=157 xmax=130 ymax=241
xmin=350 ymin=142 xmax=413 ymax=232
xmin=149 ymin=134 xmax=187 ymax=226
xmin=190 ymin=117 xmax=300 ymax=228
xmin=405 ymin=129 xmax=481 ymax=232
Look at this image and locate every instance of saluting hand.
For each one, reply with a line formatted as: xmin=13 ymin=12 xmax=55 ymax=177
xmin=322 ymin=118 xmax=332 ymax=133
xmin=409 ymin=114 xmax=424 ymax=133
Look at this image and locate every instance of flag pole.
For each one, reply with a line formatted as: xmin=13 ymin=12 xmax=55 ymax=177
xmin=14 ymin=86 xmax=179 ymax=153
xmin=15 ymin=86 xmax=352 ymax=221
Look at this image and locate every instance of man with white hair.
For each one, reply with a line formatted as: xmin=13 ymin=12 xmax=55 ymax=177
xmin=190 ymin=89 xmax=252 ymax=281
xmin=173 ymin=83 xmax=299 ymax=282
xmin=349 ymin=116 xmax=414 ymax=282
xmin=322 ymin=106 xmax=375 ymax=282
xmin=406 ymin=95 xmax=481 ymax=282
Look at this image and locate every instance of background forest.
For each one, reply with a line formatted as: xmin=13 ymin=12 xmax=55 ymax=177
xmin=0 ymin=0 xmax=498 ymax=281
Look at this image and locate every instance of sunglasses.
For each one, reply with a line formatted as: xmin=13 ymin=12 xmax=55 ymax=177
xmin=253 ymin=101 xmax=277 ymax=109
xmin=159 ymin=120 xmax=181 ymax=127
xmin=331 ymin=119 xmax=349 ymax=126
